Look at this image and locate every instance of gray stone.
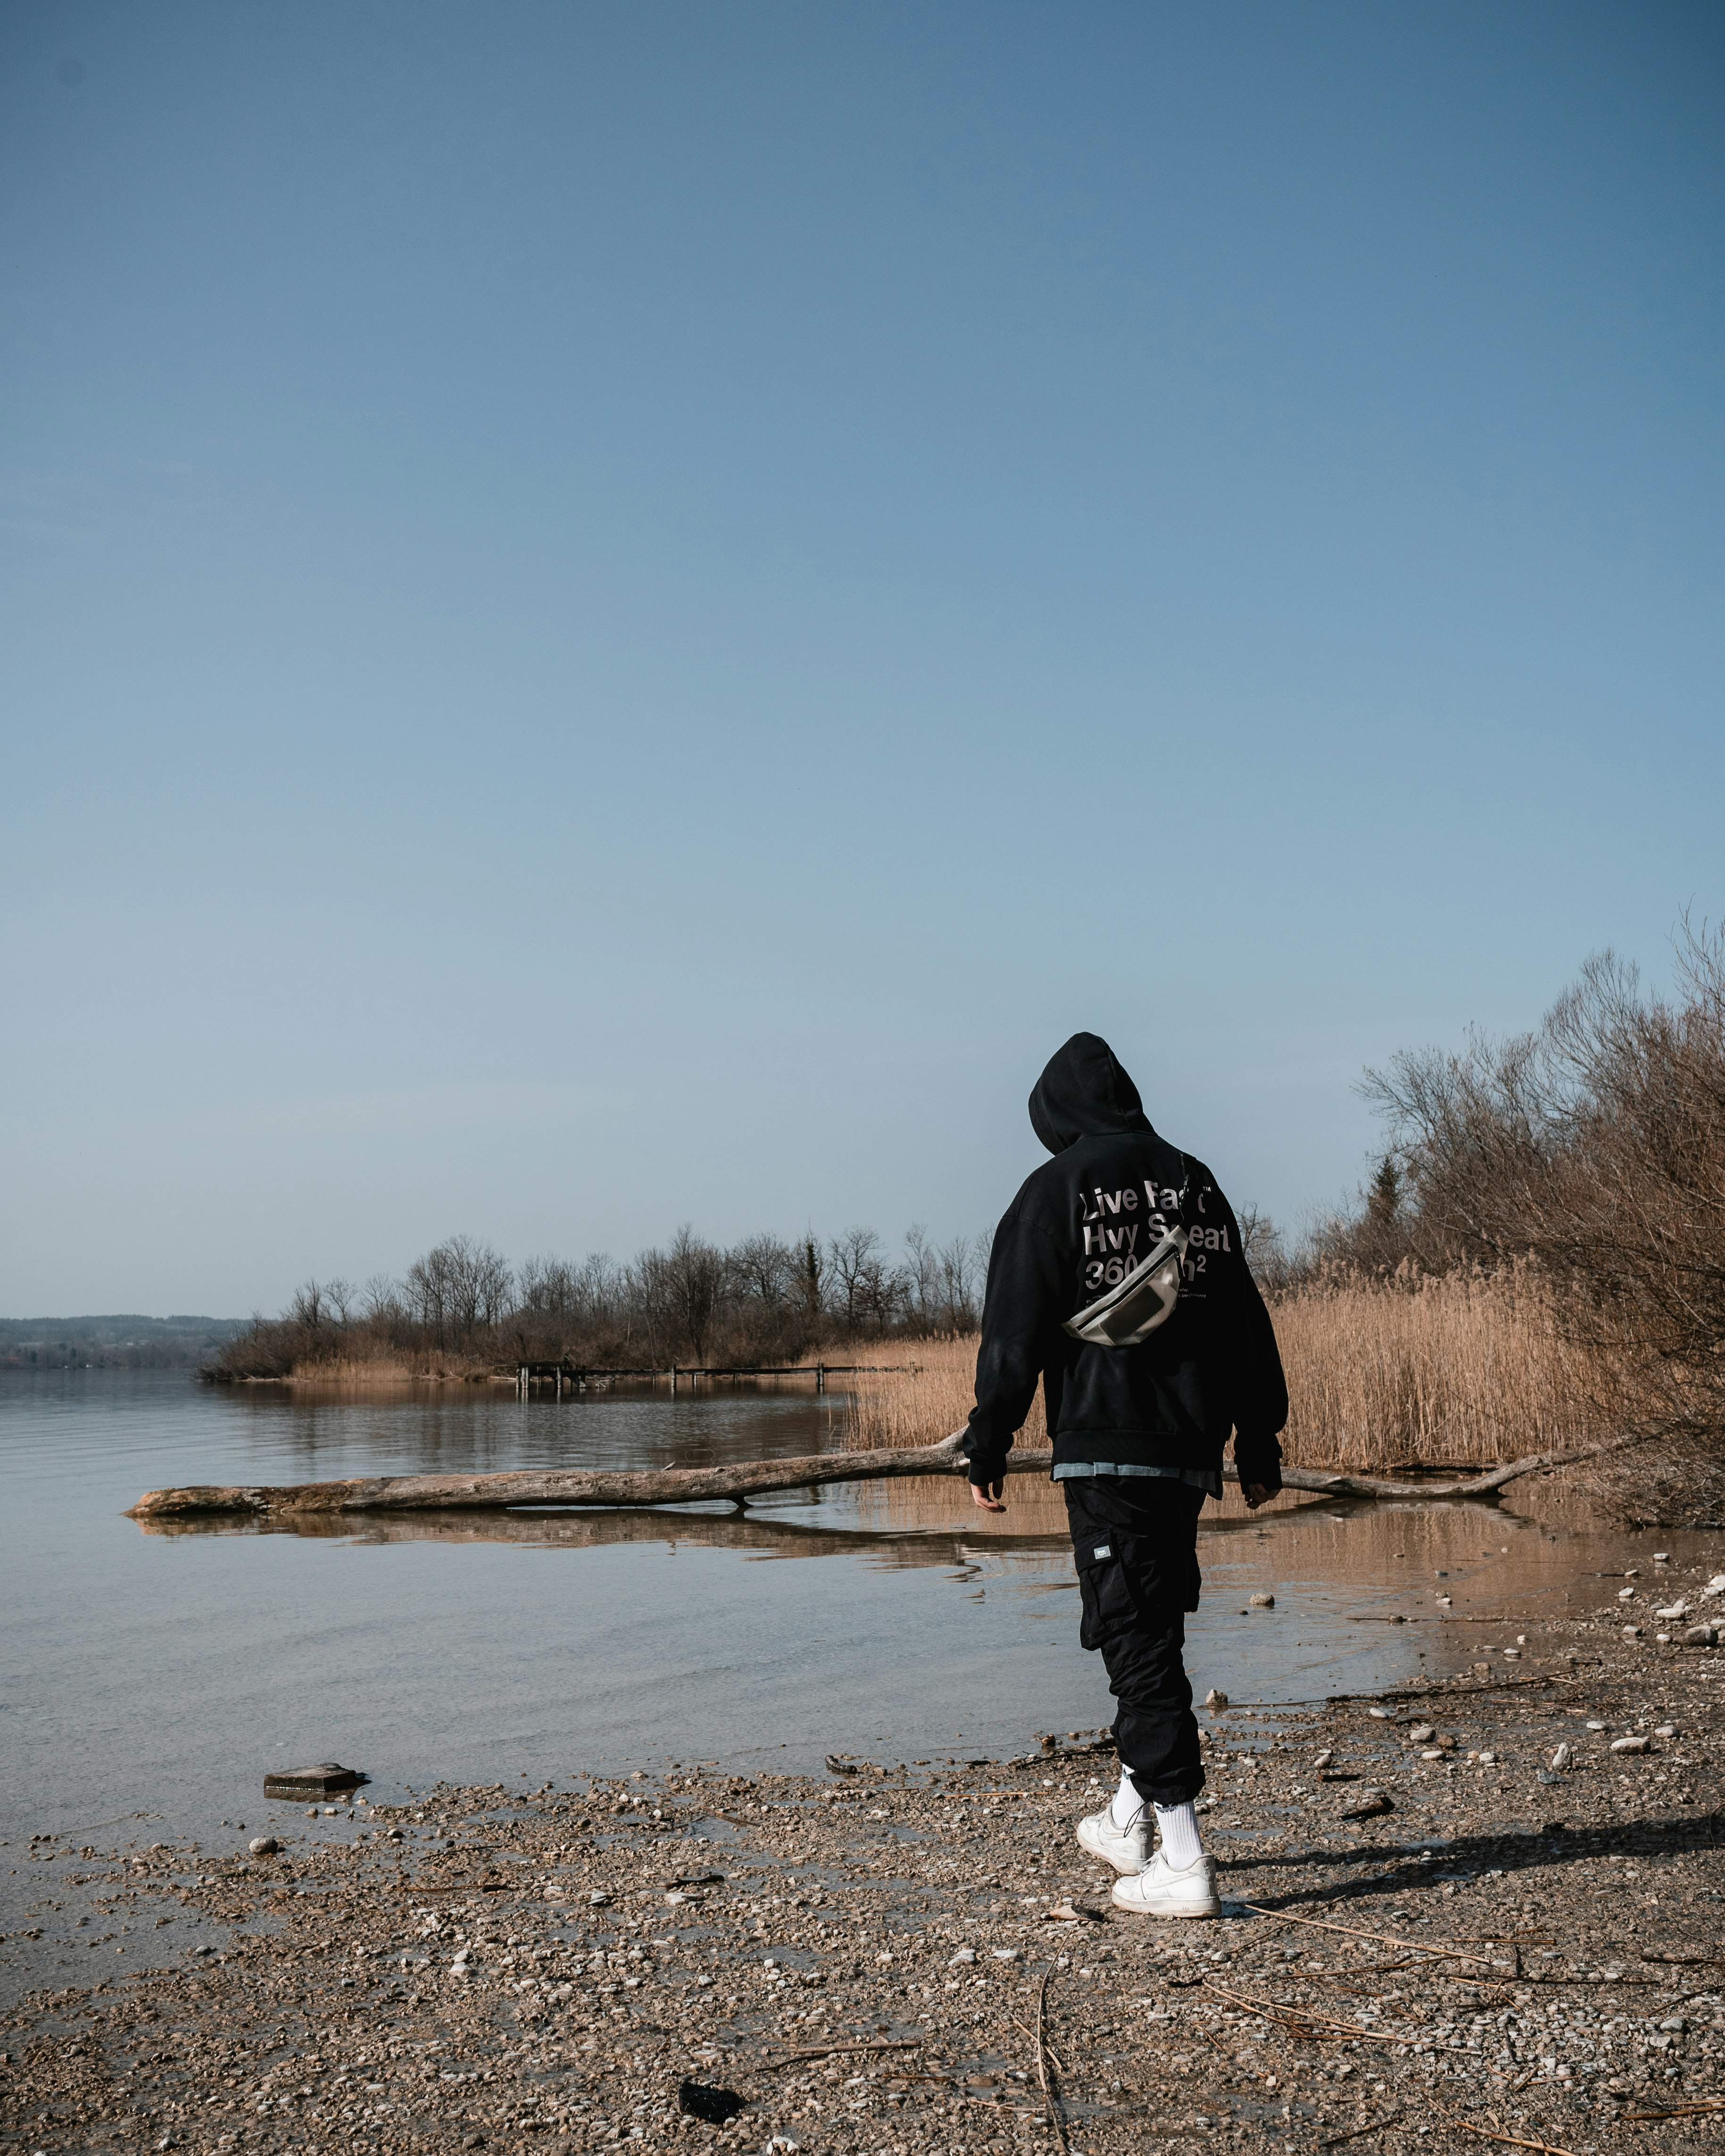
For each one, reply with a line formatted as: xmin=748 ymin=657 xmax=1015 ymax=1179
xmin=248 ymin=1836 xmax=280 ymax=1857
xmin=263 ymin=1762 xmax=365 ymax=1798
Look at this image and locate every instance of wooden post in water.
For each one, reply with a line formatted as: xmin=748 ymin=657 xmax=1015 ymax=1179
xmin=815 ymin=1361 xmax=824 ymax=1395
xmin=670 ymin=1362 xmax=678 ymax=1397
xmin=517 ymin=1365 xmax=528 ymax=1400
xmin=555 ymin=1366 xmax=563 ymax=1402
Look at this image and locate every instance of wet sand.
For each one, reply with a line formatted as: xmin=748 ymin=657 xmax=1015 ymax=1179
xmin=5 ymin=1565 xmax=1723 ymax=2156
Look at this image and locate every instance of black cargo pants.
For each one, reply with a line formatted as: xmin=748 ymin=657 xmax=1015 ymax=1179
xmin=1063 ymin=1476 xmax=1206 ymax=1809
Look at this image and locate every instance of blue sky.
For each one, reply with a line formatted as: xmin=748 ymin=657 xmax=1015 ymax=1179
xmin=3 ymin=1 xmax=1722 ymax=1315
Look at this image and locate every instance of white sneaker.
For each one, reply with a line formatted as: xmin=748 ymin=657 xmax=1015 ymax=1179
xmin=1075 ymin=1806 xmax=1148 ymax=1874
xmin=1109 ymin=1848 xmax=1221 ymax=1919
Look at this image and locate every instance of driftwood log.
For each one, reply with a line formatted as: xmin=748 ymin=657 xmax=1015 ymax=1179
xmin=125 ymin=1429 xmax=1649 ymax=1521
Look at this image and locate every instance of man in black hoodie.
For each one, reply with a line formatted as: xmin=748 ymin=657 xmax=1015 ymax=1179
xmin=963 ymin=1033 xmax=1288 ymax=1919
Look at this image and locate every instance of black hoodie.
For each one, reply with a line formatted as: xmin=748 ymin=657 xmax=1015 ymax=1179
xmin=964 ymin=1033 xmax=1287 ymax=1487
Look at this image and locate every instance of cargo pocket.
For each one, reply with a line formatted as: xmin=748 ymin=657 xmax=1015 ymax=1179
xmin=1075 ymin=1539 xmax=1138 ymax=1652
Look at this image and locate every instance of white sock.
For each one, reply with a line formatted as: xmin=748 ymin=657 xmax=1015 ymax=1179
xmin=1107 ymin=1765 xmax=1144 ymax=1832
xmin=1154 ymin=1801 xmax=1203 ymax=1869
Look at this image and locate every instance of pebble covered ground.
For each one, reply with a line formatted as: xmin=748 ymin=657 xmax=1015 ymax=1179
xmin=4 ymin=1561 xmax=1724 ymax=2156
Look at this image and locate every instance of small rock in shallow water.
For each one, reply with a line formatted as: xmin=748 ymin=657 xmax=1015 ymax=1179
xmin=1248 ymin=1592 xmax=1275 ymax=1609
xmin=263 ymin=1762 xmax=365 ymax=1799
xmin=1204 ymin=1689 xmax=1228 ymax=1711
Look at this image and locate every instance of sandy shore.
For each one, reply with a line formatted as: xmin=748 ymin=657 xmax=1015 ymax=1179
xmin=4 ymin=1591 xmax=1723 ymax=2155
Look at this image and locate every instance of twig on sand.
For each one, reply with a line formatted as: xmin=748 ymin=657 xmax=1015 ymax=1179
xmin=1201 ymin=1978 xmax=1478 ymax=2051
xmin=757 ymin=2038 xmax=922 ymax=2067
xmin=1622 ymin=2096 xmax=1725 ymax=2122
xmin=1428 ymin=2103 xmax=1581 ymax=2156
xmin=1236 ymin=1901 xmax=1508 ymax=1966
xmin=1031 ymin=1966 xmax=1070 ymax=2154
xmin=1014 ymin=2017 xmax=1067 ymax=2078
xmin=1318 ymin=2115 xmax=1403 ymax=2150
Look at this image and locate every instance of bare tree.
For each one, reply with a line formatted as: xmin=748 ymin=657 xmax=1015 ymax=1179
xmin=1235 ymin=1207 xmax=1291 ymax=1295
xmin=825 ymin=1226 xmax=881 ymax=1335
xmin=904 ymin=1225 xmax=938 ymax=1324
xmin=639 ymin=1226 xmax=726 ymax=1362
xmin=287 ymin=1280 xmax=328 ymax=1332
xmin=405 ymin=1235 xmax=514 ymax=1348
xmin=730 ymin=1232 xmax=797 ymax=1310
xmin=360 ymin=1273 xmax=402 ymax=1324
xmin=936 ymin=1232 xmax=985 ymax=1330
xmin=518 ymin=1255 xmax=579 ymax=1318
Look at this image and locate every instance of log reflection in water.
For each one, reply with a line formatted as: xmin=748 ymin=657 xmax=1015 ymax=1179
xmin=134 ymin=1476 xmax=1335 ymax=1560
xmin=133 ymin=1501 xmax=1068 ymax=1566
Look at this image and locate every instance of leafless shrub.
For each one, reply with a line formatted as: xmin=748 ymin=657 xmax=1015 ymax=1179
xmin=1361 ymin=919 xmax=1725 ymax=1521
xmin=1236 ymin=1206 xmax=1292 ymax=1295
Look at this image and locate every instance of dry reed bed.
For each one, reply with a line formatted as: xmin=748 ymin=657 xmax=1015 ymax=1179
xmin=841 ymin=1266 xmax=1604 ymax=1471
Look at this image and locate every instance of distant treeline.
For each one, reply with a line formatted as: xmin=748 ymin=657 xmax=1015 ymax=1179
xmin=0 ymin=1315 xmax=248 ymax=1370
xmin=207 ymin=1224 xmax=989 ymax=1380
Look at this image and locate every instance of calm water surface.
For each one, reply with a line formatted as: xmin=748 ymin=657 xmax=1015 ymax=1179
xmin=3 ymin=1369 xmax=1713 ymax=2003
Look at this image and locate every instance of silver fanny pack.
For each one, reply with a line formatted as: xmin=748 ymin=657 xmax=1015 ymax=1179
xmin=1062 ymin=1224 xmax=1188 ymax=1347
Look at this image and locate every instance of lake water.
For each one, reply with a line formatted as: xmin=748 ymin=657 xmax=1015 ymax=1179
xmin=3 ymin=1368 xmax=1713 ymax=2004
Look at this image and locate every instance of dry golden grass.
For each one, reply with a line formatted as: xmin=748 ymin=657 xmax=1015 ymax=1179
xmin=1275 ymin=1262 xmax=1603 ymax=1468
xmin=841 ymin=1265 xmax=1605 ymax=1469
xmin=248 ymin=1353 xmax=513 ymax=1385
xmin=840 ymin=1334 xmax=1042 ymax=1452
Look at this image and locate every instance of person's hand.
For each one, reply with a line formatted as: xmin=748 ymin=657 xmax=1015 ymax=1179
xmin=970 ymin=1477 xmax=1006 ymax=1513
xmin=1242 ymin=1482 xmax=1273 ymax=1510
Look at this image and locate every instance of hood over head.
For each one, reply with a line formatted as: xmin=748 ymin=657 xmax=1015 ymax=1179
xmin=1028 ymin=1032 xmax=1153 ymax=1154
